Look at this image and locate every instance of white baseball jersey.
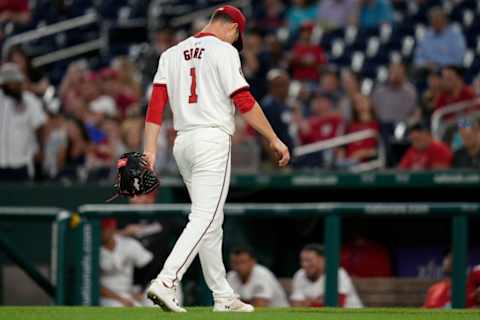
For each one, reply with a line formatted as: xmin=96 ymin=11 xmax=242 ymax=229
xmin=153 ymin=33 xmax=249 ymax=135
xmin=227 ymin=264 xmax=290 ymax=307
xmin=0 ymin=90 xmax=46 ymax=168
xmin=100 ymin=235 xmax=153 ymax=294
xmin=290 ymin=267 xmax=363 ymax=308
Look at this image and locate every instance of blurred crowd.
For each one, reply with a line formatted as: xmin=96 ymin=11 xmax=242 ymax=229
xmin=1 ymin=0 xmax=480 ymax=183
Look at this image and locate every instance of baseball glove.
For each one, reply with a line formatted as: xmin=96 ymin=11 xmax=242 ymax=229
xmin=106 ymin=152 xmax=160 ymax=202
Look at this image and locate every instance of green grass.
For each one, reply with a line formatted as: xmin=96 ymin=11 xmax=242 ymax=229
xmin=0 ymin=307 xmax=478 ymax=320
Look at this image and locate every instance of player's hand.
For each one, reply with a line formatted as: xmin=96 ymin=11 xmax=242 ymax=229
xmin=143 ymin=151 xmax=156 ymax=171
xmin=269 ymin=138 xmax=290 ymax=167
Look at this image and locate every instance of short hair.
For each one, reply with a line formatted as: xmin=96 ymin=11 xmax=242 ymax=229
xmin=211 ymin=11 xmax=234 ymax=24
xmin=231 ymin=246 xmax=255 ymax=258
xmin=428 ymin=6 xmax=447 ymax=21
xmin=302 ymin=243 xmax=324 ymax=256
xmin=443 ymin=65 xmax=465 ymax=79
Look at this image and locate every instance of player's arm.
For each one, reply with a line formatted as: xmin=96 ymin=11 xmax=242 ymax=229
xmin=233 ymin=91 xmax=289 ymax=167
xmin=144 ymin=84 xmax=168 ymax=169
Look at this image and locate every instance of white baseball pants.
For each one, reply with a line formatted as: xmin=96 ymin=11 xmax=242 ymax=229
xmin=155 ymin=127 xmax=235 ymax=301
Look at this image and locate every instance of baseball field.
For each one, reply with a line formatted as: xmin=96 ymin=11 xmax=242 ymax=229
xmin=0 ymin=307 xmax=478 ymax=320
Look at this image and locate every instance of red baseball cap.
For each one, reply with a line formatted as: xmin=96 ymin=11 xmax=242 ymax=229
xmin=214 ymin=5 xmax=246 ymax=51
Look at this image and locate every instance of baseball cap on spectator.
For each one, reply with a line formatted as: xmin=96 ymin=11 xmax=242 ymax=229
xmin=101 ymin=218 xmax=118 ymax=230
xmin=90 ymin=95 xmax=118 ymax=117
xmin=0 ymin=63 xmax=24 ymax=84
xmin=214 ymin=5 xmax=246 ymax=51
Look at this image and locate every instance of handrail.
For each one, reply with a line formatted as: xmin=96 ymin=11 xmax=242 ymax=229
xmin=2 ymin=12 xmax=98 ymax=58
xmin=32 ymin=39 xmax=104 ymax=67
xmin=431 ymin=97 xmax=480 ymax=140
xmin=293 ymin=129 xmax=384 ymax=172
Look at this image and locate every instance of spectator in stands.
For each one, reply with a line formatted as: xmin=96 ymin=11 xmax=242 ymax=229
xmin=139 ymin=27 xmax=175 ymax=88
xmin=100 ymin=218 xmax=153 ymax=307
xmin=253 ymin=0 xmax=286 ymax=34
xmin=338 ymin=70 xmax=361 ymax=122
xmin=7 ymin=46 xmax=49 ymax=97
xmin=453 ymin=119 xmax=480 ymax=169
xmin=358 ymin=0 xmax=394 ymax=29
xmin=0 ymin=0 xmax=31 ymax=26
xmin=56 ymin=119 xmax=89 ymax=181
xmin=317 ymin=67 xmax=342 ymax=106
xmin=111 ymin=56 xmax=142 ymax=101
xmin=467 ymin=264 xmax=480 ymax=307
xmin=414 ymin=7 xmax=466 ymax=71
xmin=0 ymin=63 xmax=46 ymax=181
xmin=420 ymin=70 xmax=443 ymax=121
xmin=265 ymin=35 xmax=288 ymax=69
xmin=342 ymin=94 xmax=380 ymax=164
xmin=372 ymin=62 xmax=418 ymax=154
xmin=317 ymin=0 xmax=358 ymax=31
xmin=100 ymin=68 xmax=139 ymax=119
xmin=290 ymin=23 xmax=327 ymax=83
xmin=435 ymin=66 xmax=475 ymax=111
xmin=42 ymin=112 xmax=67 ymax=179
xmin=296 ymin=95 xmax=344 ymax=145
xmin=286 ymin=0 xmax=318 ymax=36
xmin=424 ymin=250 xmax=452 ymax=308
xmin=399 ymin=121 xmax=453 ymax=170
xmin=59 ymin=60 xmax=89 ymax=116
xmin=243 ymin=29 xmax=271 ymax=100
xmin=227 ymin=247 xmax=289 ymax=307
xmin=261 ymin=69 xmax=295 ymax=162
xmin=341 ymin=233 xmax=392 ymax=278
xmin=290 ymin=244 xmax=363 ymax=308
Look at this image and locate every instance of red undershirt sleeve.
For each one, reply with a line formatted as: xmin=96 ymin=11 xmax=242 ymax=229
xmin=146 ymin=84 xmax=168 ymax=125
xmin=231 ymin=87 xmax=255 ymax=114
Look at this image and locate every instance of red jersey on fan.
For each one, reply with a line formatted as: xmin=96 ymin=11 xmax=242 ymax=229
xmin=291 ymin=43 xmax=327 ymax=82
xmin=299 ymin=115 xmax=343 ymax=144
xmin=467 ymin=265 xmax=480 ymax=307
xmin=0 ymin=0 xmax=29 ymax=12
xmin=399 ymin=140 xmax=452 ymax=170
xmin=435 ymin=86 xmax=475 ymax=110
xmin=345 ymin=121 xmax=380 ymax=158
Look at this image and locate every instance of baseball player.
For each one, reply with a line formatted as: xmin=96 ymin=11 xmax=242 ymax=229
xmin=142 ymin=5 xmax=290 ymax=313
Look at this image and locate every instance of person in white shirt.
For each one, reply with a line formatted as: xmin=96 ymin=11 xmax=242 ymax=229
xmin=290 ymin=244 xmax=363 ymax=308
xmin=0 ymin=63 xmax=47 ymax=181
xmin=100 ymin=218 xmax=156 ymax=307
xmin=227 ymin=248 xmax=289 ymax=307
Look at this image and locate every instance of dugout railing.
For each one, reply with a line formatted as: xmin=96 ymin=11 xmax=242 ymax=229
xmin=0 ymin=207 xmax=70 ymax=305
xmin=76 ymin=202 xmax=478 ymax=308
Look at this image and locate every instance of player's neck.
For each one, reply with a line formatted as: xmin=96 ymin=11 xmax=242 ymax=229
xmin=200 ymin=25 xmax=224 ymax=41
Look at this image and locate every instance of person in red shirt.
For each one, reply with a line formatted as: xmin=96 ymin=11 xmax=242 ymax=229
xmin=295 ymin=95 xmax=344 ymax=144
xmin=341 ymin=234 xmax=392 ymax=278
xmin=424 ymin=251 xmax=452 ymax=308
xmin=435 ymin=66 xmax=476 ymax=110
xmin=344 ymin=93 xmax=380 ymax=162
xmin=399 ymin=122 xmax=453 ymax=170
xmin=467 ymin=265 xmax=480 ymax=307
xmin=290 ymin=23 xmax=327 ymax=82
xmin=0 ymin=0 xmax=30 ymax=25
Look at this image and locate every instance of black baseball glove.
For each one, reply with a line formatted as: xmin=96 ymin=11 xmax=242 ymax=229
xmin=106 ymin=152 xmax=160 ymax=202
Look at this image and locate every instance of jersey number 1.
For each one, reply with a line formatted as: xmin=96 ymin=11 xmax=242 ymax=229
xmin=188 ymin=67 xmax=198 ymax=104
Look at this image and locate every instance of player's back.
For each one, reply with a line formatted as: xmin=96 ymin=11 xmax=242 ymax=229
xmin=155 ymin=34 xmax=248 ymax=136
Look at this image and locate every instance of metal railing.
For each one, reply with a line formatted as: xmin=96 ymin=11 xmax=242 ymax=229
xmin=293 ymin=129 xmax=385 ymax=172
xmin=431 ymin=97 xmax=480 ymax=140
xmin=2 ymin=12 xmax=105 ymax=67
